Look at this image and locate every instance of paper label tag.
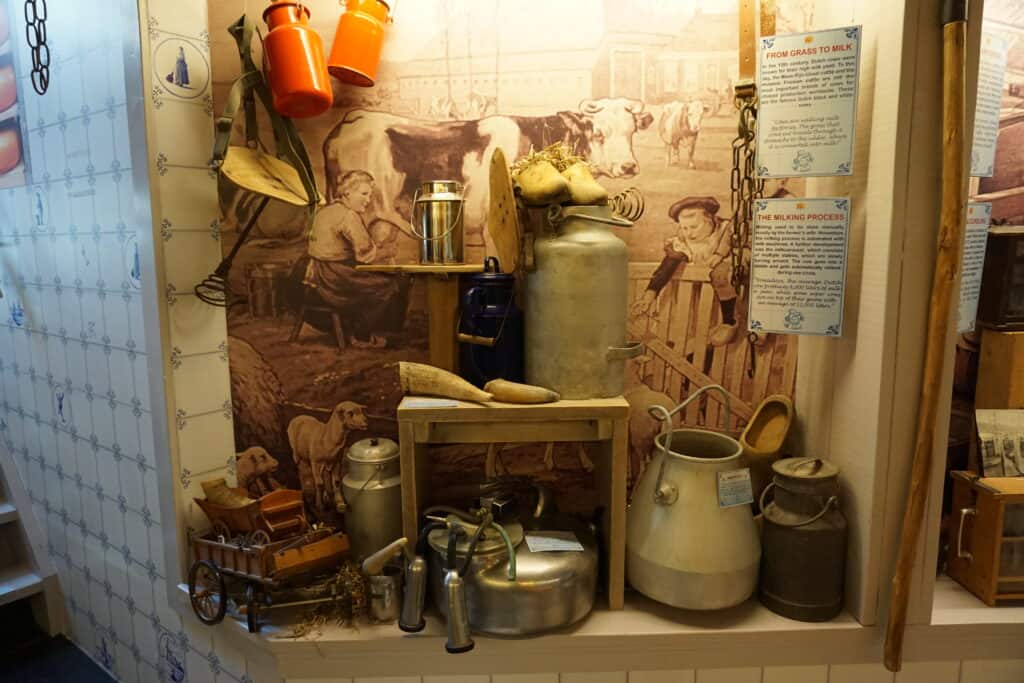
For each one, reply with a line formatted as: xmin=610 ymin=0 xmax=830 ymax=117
xmin=403 ymin=398 xmax=459 ymax=408
xmin=718 ymin=469 xmax=754 ymax=509
xmin=525 ymin=531 xmax=585 ymax=553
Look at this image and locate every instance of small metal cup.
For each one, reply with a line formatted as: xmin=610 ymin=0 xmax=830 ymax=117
xmin=368 ymin=565 xmax=403 ymax=623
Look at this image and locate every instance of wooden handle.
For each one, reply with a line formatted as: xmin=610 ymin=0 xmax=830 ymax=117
xmin=884 ymin=16 xmax=968 ymax=673
xmin=456 ymin=333 xmax=497 ymax=347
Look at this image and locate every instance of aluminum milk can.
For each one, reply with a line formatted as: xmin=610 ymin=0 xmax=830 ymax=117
xmin=458 ymin=257 xmax=524 ymax=387
xmin=342 ymin=437 xmax=402 ymax=560
xmin=627 ymin=385 xmax=761 ymax=609
xmin=413 ymin=180 xmax=464 ymax=264
xmin=759 ymin=457 xmax=847 ymax=622
xmin=525 ymin=205 xmax=643 ymax=399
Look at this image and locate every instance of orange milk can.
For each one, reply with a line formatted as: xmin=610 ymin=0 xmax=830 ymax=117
xmin=262 ymin=2 xmax=333 ymax=118
xmin=328 ymin=0 xmax=391 ymax=87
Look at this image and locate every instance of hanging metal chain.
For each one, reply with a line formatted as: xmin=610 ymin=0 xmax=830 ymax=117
xmin=24 ymin=0 xmax=50 ymax=95
xmin=729 ymin=96 xmax=764 ymax=299
xmin=730 ymin=95 xmax=765 ymax=377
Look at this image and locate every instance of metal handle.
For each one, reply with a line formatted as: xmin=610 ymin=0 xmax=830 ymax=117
xmin=606 ymin=341 xmax=645 ymax=361
xmin=409 ymin=189 xmax=464 ymax=241
xmin=361 ymin=537 xmax=408 ymax=576
xmin=956 ymin=506 xmax=976 ymax=562
xmin=759 ymin=482 xmax=838 ymax=527
xmin=648 ymin=384 xmax=732 ymax=506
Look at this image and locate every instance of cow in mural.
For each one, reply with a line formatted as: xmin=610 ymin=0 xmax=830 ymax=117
xmin=659 ymin=99 xmax=707 ymax=169
xmin=322 ymin=97 xmax=655 ymax=241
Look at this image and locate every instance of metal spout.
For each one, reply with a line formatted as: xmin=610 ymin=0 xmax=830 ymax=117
xmin=398 ymin=555 xmax=427 ymax=633
xmin=444 ymin=569 xmax=474 ymax=654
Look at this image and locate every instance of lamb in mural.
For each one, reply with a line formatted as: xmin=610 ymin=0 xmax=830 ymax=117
xmin=235 ymin=446 xmax=284 ymax=498
xmin=322 ymin=98 xmax=654 ymax=244
xmin=287 ymin=401 xmax=369 ymax=511
xmin=659 ymin=99 xmax=707 ymax=169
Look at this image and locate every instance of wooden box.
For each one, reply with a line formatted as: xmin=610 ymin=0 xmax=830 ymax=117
xmin=976 ymin=329 xmax=1024 ymax=409
xmin=945 ymin=471 xmax=1024 ymax=606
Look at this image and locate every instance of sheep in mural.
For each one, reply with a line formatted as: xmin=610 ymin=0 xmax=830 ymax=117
xmin=228 ymin=336 xmax=289 ymax=459
xmin=235 ymin=446 xmax=283 ymax=498
xmin=287 ymin=401 xmax=369 ymax=512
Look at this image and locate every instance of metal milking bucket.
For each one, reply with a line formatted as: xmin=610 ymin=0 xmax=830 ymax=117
xmin=412 ymin=180 xmax=464 ymax=264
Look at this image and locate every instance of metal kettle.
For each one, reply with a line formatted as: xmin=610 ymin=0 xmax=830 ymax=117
xmin=398 ymin=486 xmax=598 ymax=652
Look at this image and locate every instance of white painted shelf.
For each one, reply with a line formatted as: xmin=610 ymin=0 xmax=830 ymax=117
xmin=931 ymin=575 xmax=1024 ymax=626
xmin=0 ymin=565 xmax=43 ymax=607
xmin=0 ymin=501 xmax=17 ymax=524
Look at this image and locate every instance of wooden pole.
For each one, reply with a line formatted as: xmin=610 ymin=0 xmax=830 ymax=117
xmin=883 ymin=0 xmax=969 ymax=672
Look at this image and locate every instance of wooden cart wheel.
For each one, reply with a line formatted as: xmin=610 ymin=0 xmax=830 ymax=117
xmin=245 ymin=584 xmax=262 ymax=634
xmin=248 ymin=529 xmax=271 ymax=546
xmin=188 ymin=560 xmax=227 ymax=625
xmin=212 ymin=520 xmax=231 ymax=541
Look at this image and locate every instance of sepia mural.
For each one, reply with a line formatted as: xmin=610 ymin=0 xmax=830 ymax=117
xmin=208 ymin=0 xmax=805 ymax=519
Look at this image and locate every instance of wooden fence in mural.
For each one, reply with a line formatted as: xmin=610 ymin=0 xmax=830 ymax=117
xmin=627 ymin=262 xmax=798 ymax=431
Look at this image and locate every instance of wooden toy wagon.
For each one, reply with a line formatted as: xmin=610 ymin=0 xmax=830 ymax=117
xmin=194 ymin=488 xmax=308 ymax=545
xmin=187 ymin=527 xmax=350 ymax=633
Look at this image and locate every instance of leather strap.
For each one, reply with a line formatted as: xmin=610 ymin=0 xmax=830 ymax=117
xmin=737 ymin=0 xmax=758 ymax=94
xmin=210 ymin=15 xmax=320 ymax=208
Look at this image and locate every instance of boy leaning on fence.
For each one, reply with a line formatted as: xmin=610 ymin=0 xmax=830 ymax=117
xmin=631 ymin=195 xmax=745 ymax=348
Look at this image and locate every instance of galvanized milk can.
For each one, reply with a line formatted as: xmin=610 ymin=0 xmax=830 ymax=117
xmin=525 ymin=205 xmax=643 ymax=399
xmin=342 ymin=437 xmax=403 ymax=560
xmin=759 ymin=457 xmax=847 ymax=621
xmin=627 ymin=385 xmax=761 ymax=610
xmin=413 ymin=180 xmax=464 ymax=264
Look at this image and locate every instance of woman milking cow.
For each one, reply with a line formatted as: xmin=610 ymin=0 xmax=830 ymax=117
xmin=294 ymin=170 xmax=410 ymax=349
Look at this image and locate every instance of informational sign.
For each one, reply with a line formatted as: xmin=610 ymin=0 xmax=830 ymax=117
xmin=756 ymin=26 xmax=862 ymax=178
xmin=717 ymin=469 xmax=754 ymax=509
xmin=958 ymin=202 xmax=992 ymax=333
xmin=749 ymin=198 xmax=851 ymax=336
xmin=970 ymin=31 xmax=1009 ymax=177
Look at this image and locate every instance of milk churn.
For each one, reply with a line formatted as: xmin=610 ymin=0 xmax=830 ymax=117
xmin=525 ymin=205 xmax=643 ymax=399
xmin=458 ymin=257 xmax=524 ymax=387
xmin=342 ymin=437 xmax=403 ymax=560
xmin=413 ymin=181 xmax=464 ymax=264
xmin=627 ymin=385 xmax=761 ymax=609
xmin=261 ymin=2 xmax=333 ymax=118
xmin=759 ymin=457 xmax=847 ymax=622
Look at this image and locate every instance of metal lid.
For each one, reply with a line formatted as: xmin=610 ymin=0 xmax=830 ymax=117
xmin=428 ymin=520 xmax=524 ymax=558
xmin=772 ymin=457 xmax=840 ymax=481
xmin=417 ymin=180 xmax=463 ymax=199
xmin=346 ymin=437 xmax=399 ymax=464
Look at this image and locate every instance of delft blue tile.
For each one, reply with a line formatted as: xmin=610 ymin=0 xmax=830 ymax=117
xmin=65 ymin=117 xmax=92 ymax=179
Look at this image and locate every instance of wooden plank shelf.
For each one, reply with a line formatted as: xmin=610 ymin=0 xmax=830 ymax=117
xmin=354 ymin=263 xmax=485 ymax=274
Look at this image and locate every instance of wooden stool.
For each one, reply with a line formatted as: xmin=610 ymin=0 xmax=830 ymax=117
xmin=397 ymin=396 xmax=630 ymax=609
xmin=290 ymin=287 xmax=347 ymax=350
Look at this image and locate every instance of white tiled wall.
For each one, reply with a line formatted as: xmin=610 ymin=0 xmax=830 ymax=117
xmin=0 ymin=0 xmax=259 ymax=682
xmin=285 ymin=663 xmax=1024 ymax=683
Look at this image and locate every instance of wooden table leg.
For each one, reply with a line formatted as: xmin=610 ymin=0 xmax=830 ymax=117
xmin=600 ymin=417 xmax=629 ymax=610
xmin=399 ymin=420 xmax=420 ymax=544
xmin=425 ymin=275 xmax=459 ymax=372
